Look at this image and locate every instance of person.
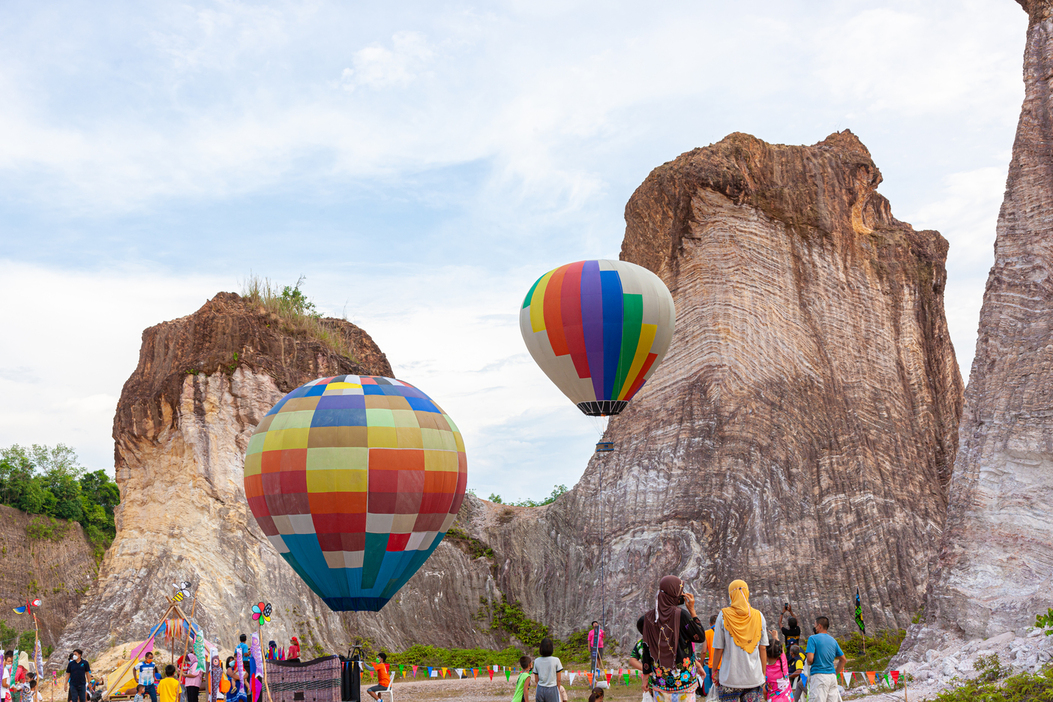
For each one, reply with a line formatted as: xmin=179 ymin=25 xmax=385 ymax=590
xmin=157 ymin=666 xmax=181 ymax=702
xmin=286 ymin=638 xmax=300 ymax=663
xmin=557 ymin=684 xmax=568 ymax=702
xmin=587 ymin=688 xmax=605 ymax=702
xmin=530 ymin=637 xmax=563 ymax=702
xmin=364 ymin=652 xmax=390 ymax=701
xmin=28 ymin=681 xmax=41 ymax=702
xmin=512 ymin=656 xmax=532 ymax=702
xmin=779 ymin=606 xmax=801 ymax=651
xmin=133 ymin=685 xmax=146 ymax=702
xmin=786 ymin=646 xmax=804 ymax=702
xmin=764 ymin=631 xmax=792 ymax=702
xmin=183 ymin=651 xmax=202 ymax=702
xmin=235 ymin=637 xmax=250 ymax=672
xmin=223 ymin=660 xmax=245 ymax=702
xmin=3 ymin=651 xmax=13 ymax=702
xmin=712 ymin=580 xmax=769 ymax=702
xmin=702 ymin=614 xmax=717 ymax=695
xmin=805 ymin=617 xmax=846 ymax=702
xmin=587 ymin=621 xmax=604 ymax=672
xmin=641 ymin=575 xmax=707 ymax=701
xmin=138 ymin=652 xmax=160 ymax=702
xmin=63 ymin=650 xmax=91 ymax=702
xmin=628 ymin=615 xmax=653 ymax=693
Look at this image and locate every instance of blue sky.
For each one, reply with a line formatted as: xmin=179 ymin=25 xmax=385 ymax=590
xmin=0 ymin=0 xmax=1027 ymax=500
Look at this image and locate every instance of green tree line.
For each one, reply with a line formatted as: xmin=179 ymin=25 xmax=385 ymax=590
xmin=0 ymin=444 xmax=119 ymax=552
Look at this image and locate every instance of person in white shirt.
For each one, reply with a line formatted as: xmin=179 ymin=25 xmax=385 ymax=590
xmin=712 ymin=580 xmax=769 ymax=702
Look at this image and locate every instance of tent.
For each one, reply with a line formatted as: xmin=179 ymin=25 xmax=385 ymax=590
xmin=105 ymin=662 xmax=138 ymax=697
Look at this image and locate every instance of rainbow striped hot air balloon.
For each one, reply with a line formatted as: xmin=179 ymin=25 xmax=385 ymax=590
xmin=244 ymin=375 xmax=467 ymax=612
xmin=520 ymin=260 xmax=675 ymax=416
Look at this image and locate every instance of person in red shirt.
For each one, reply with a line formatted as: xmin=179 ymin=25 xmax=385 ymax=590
xmin=286 ymin=639 xmax=300 ymax=663
xmin=364 ymin=653 xmax=390 ymax=700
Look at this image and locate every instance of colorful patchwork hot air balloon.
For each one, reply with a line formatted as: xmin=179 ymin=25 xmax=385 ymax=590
xmin=244 ymin=375 xmax=467 ymax=612
xmin=520 ymin=260 xmax=676 ymax=416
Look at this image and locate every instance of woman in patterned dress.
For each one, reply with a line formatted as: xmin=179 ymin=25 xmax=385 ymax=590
xmin=641 ymin=575 xmax=707 ymax=702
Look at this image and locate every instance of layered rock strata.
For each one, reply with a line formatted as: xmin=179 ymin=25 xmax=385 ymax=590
xmin=0 ymin=505 xmax=98 ymax=649
xmin=54 ymin=293 xmax=501 ymax=664
xmin=464 ymin=131 xmax=964 ymax=647
xmin=898 ymin=0 xmax=1053 ymax=657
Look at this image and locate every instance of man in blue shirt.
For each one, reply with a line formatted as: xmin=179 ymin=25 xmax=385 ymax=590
xmin=805 ymin=617 xmax=846 ymax=702
xmin=136 ymin=652 xmax=160 ymax=702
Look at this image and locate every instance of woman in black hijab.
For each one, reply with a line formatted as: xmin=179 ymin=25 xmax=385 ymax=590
xmin=641 ymin=575 xmax=707 ymax=701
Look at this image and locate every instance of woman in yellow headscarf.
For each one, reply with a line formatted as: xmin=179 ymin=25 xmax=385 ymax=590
xmin=711 ymin=580 xmax=769 ymax=702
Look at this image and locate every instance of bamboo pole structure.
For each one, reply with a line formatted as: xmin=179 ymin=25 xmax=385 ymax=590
xmin=179 ymin=599 xmax=197 ymax=682
xmin=103 ymin=603 xmax=177 ymax=700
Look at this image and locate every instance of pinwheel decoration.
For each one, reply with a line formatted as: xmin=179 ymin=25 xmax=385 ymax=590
xmin=251 ymin=602 xmax=272 ymax=624
xmin=13 ymin=599 xmax=41 ymax=614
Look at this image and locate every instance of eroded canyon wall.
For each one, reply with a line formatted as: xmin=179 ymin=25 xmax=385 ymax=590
xmin=54 ymin=294 xmax=501 ymax=664
xmin=465 ymin=131 xmax=964 ymax=648
xmin=898 ymin=0 xmax=1053 ymax=657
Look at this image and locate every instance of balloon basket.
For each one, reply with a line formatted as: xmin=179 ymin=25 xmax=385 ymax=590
xmin=595 ymin=441 xmax=614 ymax=453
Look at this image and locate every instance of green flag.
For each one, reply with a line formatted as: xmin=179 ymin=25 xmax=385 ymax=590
xmin=854 ymin=589 xmax=865 ymax=634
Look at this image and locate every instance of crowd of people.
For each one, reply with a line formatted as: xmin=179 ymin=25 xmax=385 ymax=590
xmin=1 ymin=650 xmax=47 ymax=702
xmin=623 ymin=576 xmax=847 ymax=702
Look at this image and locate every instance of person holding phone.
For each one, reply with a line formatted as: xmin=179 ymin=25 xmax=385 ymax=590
xmin=639 ymin=575 xmax=707 ymax=701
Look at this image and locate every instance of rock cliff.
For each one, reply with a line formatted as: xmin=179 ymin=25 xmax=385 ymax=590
xmin=54 ymin=293 xmax=502 ymax=664
xmin=897 ymin=0 xmax=1053 ymax=657
xmin=463 ymin=131 xmax=964 ymax=647
xmin=0 ymin=505 xmax=97 ymax=650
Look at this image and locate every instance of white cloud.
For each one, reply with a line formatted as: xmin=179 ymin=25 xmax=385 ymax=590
xmin=341 ymin=31 xmax=434 ymax=90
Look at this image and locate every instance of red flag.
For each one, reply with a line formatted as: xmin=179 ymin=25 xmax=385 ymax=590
xmin=488 ymin=670 xmax=493 ymax=681
xmin=605 ymin=672 xmax=612 ymax=686
xmin=890 ymin=671 xmax=900 ymax=685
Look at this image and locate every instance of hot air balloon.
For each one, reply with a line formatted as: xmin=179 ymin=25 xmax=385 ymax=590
xmin=520 ymin=259 xmax=675 ymax=416
xmin=243 ymin=375 xmax=467 ymax=612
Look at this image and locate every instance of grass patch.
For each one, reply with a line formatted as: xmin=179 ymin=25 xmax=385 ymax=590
xmin=445 ymin=527 xmax=494 ymax=560
xmin=933 ymin=655 xmax=1053 ymax=702
xmin=26 ymin=515 xmax=69 ymax=542
xmin=838 ymin=629 xmax=905 ymax=672
xmin=241 ymin=275 xmax=358 ymax=362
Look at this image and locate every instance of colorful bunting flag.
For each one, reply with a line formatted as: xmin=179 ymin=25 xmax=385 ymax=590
xmin=866 ymin=671 xmax=876 ymax=685
xmin=412 ymin=665 xmax=418 ymax=678
xmin=504 ymin=669 xmax=511 ymax=681
xmin=842 ymin=671 xmax=852 ymax=687
xmin=623 ymin=673 xmax=630 ymax=686
xmin=488 ymin=670 xmax=494 ymax=681
xmin=569 ymin=673 xmax=576 ymax=686
xmin=605 ymin=671 xmax=612 ymax=686
xmin=854 ymin=590 xmax=866 ymax=635
xmin=890 ymin=671 xmax=900 ymax=685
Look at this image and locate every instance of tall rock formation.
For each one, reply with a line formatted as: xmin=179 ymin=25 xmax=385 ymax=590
xmin=462 ymin=131 xmax=964 ymax=647
xmin=899 ymin=0 xmax=1053 ymax=656
xmin=55 ymin=293 xmax=501 ymax=664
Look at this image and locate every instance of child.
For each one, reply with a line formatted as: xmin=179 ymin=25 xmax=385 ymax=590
xmin=133 ymin=684 xmax=146 ymax=702
xmin=530 ymin=639 xmax=563 ymax=702
xmin=28 ymin=681 xmax=41 ymax=702
xmin=137 ymin=653 xmax=159 ymax=702
xmin=511 ymin=656 xmax=531 ymax=702
xmin=157 ymin=666 xmax=181 ymax=702
xmin=364 ymin=653 xmax=390 ymax=701
xmin=788 ymin=645 xmax=805 ymax=702
xmin=765 ymin=638 xmax=792 ymax=702
xmin=587 ymin=688 xmax=605 ymax=702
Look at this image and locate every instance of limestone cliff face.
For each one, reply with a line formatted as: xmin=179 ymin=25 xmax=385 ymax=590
xmin=467 ymin=131 xmax=963 ymax=646
xmin=0 ymin=505 xmax=97 ymax=649
xmin=55 ymin=293 xmax=501 ymax=664
xmin=898 ymin=0 xmax=1053 ymax=656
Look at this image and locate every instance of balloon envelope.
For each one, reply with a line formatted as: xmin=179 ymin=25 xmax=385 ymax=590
xmin=520 ymin=260 xmax=675 ymax=416
xmin=243 ymin=375 xmax=467 ymax=611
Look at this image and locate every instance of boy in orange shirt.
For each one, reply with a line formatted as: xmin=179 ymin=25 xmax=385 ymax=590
xmin=365 ymin=653 xmax=390 ymax=700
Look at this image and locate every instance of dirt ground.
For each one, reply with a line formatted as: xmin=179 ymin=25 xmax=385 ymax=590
xmin=359 ymin=677 xmax=647 ymax=701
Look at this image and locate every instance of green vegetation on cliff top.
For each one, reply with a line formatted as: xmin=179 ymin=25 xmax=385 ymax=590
xmin=241 ymin=275 xmax=358 ymax=362
xmin=0 ymin=443 xmax=119 ymax=559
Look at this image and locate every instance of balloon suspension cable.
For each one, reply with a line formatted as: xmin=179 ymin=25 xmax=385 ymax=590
xmin=593 ymin=431 xmax=614 ymax=686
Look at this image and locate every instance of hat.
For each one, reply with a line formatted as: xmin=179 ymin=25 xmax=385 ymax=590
xmin=291 ymin=637 xmax=298 ymax=645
